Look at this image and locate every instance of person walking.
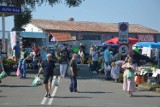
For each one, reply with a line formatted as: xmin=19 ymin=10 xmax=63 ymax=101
xmin=59 ymin=48 xmax=69 ymax=78
xmin=104 ymin=46 xmax=111 ymax=80
xmin=18 ymin=45 xmax=28 ymax=79
xmin=69 ymin=54 xmax=78 ymax=92
xmin=12 ymin=41 xmax=20 ymax=62
xmin=91 ymin=47 xmax=98 ymax=73
xmin=122 ymin=58 xmax=136 ymax=97
xmin=37 ymin=53 xmax=56 ymax=98
xmin=0 ymin=55 xmax=4 ymax=83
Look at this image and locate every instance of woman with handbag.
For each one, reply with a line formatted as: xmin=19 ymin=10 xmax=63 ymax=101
xmin=122 ymin=58 xmax=136 ymax=97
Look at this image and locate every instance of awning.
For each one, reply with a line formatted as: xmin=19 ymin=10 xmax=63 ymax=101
xmin=135 ymin=42 xmax=160 ymax=48
xmin=20 ymin=32 xmax=47 ymax=38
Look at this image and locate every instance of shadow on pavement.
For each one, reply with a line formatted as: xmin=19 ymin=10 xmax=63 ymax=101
xmin=54 ymin=96 xmax=92 ymax=98
xmin=0 ymin=95 xmax=7 ymax=98
xmin=0 ymin=85 xmax=32 ymax=88
xmin=133 ymin=95 xmax=160 ymax=98
xmin=78 ymin=91 xmax=113 ymax=94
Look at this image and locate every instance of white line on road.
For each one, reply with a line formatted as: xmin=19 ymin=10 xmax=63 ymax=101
xmin=48 ymin=76 xmax=60 ymax=105
xmin=41 ymin=76 xmax=56 ymax=105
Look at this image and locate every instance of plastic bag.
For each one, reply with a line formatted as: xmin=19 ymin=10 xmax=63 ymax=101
xmin=127 ymin=70 xmax=133 ymax=78
xmin=16 ymin=68 xmax=20 ymax=77
xmin=32 ymin=76 xmax=43 ymax=87
xmin=54 ymin=78 xmax=59 ymax=86
xmin=104 ymin=63 xmax=111 ymax=71
xmin=0 ymin=71 xmax=7 ymax=79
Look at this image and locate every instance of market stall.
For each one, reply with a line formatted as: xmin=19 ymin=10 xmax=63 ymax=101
xmin=135 ymin=42 xmax=160 ymax=84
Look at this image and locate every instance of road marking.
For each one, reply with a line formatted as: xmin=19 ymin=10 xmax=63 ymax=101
xmin=41 ymin=76 xmax=56 ymax=105
xmin=48 ymin=76 xmax=60 ymax=105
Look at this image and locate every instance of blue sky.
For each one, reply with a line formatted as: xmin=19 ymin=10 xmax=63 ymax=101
xmin=1 ymin=0 xmax=160 ymax=31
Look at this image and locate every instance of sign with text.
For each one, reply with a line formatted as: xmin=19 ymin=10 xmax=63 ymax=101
xmin=138 ymin=34 xmax=154 ymax=42
xmin=0 ymin=6 xmax=21 ymax=14
xmin=119 ymin=45 xmax=129 ymax=55
xmin=118 ymin=22 xmax=129 ymax=44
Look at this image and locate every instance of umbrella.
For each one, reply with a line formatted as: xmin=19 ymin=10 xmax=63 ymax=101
xmin=135 ymin=42 xmax=160 ymax=48
xmin=106 ymin=37 xmax=139 ymax=44
xmin=100 ymin=43 xmax=119 ymax=47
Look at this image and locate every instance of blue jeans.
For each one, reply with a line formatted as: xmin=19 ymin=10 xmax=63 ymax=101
xmin=93 ymin=61 xmax=98 ymax=71
xmin=69 ymin=75 xmax=77 ymax=92
xmin=18 ymin=60 xmax=26 ymax=78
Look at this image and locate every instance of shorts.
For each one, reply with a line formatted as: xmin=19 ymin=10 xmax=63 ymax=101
xmin=43 ymin=76 xmax=53 ymax=84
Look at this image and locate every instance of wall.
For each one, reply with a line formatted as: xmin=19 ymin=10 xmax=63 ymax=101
xmin=23 ymin=24 xmax=43 ymax=32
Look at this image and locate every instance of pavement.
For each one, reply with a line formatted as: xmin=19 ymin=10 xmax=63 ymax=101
xmin=0 ymin=64 xmax=160 ymax=107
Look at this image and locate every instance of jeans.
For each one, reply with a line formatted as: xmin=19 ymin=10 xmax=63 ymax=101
xmin=60 ymin=64 xmax=67 ymax=77
xmin=69 ymin=75 xmax=77 ymax=92
xmin=18 ymin=60 xmax=26 ymax=78
xmin=93 ymin=61 xmax=98 ymax=71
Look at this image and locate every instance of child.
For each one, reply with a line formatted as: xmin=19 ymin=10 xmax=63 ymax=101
xmin=110 ymin=61 xmax=123 ymax=82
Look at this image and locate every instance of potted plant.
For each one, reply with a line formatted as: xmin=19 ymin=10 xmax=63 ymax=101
xmin=3 ymin=59 xmax=16 ymax=74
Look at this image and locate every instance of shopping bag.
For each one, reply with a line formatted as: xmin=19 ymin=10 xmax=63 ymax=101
xmin=16 ymin=68 xmax=20 ymax=77
xmin=127 ymin=70 xmax=133 ymax=79
xmin=32 ymin=76 xmax=43 ymax=87
xmin=0 ymin=71 xmax=7 ymax=79
xmin=104 ymin=63 xmax=111 ymax=71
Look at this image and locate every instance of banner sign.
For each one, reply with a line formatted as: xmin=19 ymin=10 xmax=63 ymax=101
xmin=138 ymin=34 xmax=154 ymax=42
xmin=0 ymin=6 xmax=21 ymax=14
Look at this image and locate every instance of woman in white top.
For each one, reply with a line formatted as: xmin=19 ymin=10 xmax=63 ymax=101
xmin=78 ymin=48 xmax=84 ymax=64
xmin=122 ymin=58 xmax=136 ymax=97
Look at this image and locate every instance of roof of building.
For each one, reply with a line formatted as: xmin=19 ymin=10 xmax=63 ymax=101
xmin=50 ymin=32 xmax=73 ymax=42
xmin=31 ymin=19 xmax=160 ymax=34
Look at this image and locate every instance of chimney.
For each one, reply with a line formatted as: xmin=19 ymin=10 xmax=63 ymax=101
xmin=68 ymin=18 xmax=74 ymax=21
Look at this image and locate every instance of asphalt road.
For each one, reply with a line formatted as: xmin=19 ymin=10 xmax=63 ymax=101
xmin=0 ymin=64 xmax=160 ymax=107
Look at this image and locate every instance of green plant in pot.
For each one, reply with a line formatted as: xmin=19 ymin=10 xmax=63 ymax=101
xmin=3 ymin=59 xmax=16 ymax=72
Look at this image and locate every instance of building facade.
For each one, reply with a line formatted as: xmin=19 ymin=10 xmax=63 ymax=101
xmin=23 ymin=19 xmax=160 ymax=43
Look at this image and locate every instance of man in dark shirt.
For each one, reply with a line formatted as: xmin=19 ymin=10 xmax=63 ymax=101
xmin=13 ymin=41 xmax=20 ymax=62
xmin=69 ymin=54 xmax=78 ymax=92
xmin=38 ymin=53 xmax=55 ymax=98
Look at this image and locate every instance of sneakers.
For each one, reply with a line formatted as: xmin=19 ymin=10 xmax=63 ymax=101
xmin=45 ymin=93 xmax=51 ymax=98
xmin=74 ymin=90 xmax=79 ymax=93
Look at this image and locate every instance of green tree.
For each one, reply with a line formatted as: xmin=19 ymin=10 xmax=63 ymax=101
xmin=0 ymin=0 xmax=84 ymax=31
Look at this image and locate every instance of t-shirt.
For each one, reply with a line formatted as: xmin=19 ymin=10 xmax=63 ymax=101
xmin=69 ymin=59 xmax=77 ymax=75
xmin=13 ymin=45 xmax=20 ymax=54
xmin=59 ymin=51 xmax=69 ymax=64
xmin=104 ymin=49 xmax=110 ymax=62
xmin=20 ymin=51 xmax=28 ymax=60
xmin=41 ymin=60 xmax=55 ymax=77
xmin=92 ymin=51 xmax=98 ymax=61
xmin=33 ymin=46 xmax=40 ymax=55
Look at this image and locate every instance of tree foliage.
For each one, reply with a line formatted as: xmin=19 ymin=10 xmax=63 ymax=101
xmin=0 ymin=0 xmax=84 ymax=8
xmin=0 ymin=0 xmax=84 ymax=31
xmin=12 ymin=7 xmax=32 ymax=31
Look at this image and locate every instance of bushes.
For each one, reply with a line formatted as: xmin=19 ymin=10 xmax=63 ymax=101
xmin=3 ymin=59 xmax=16 ymax=72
